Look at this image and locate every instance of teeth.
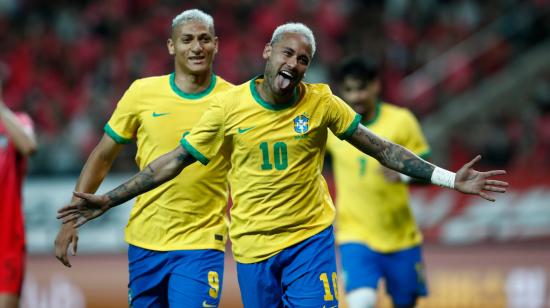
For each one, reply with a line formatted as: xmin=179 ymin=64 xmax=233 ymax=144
xmin=280 ymin=71 xmax=293 ymax=79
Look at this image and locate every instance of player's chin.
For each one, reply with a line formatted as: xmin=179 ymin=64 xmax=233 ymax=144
xmin=185 ymin=64 xmax=210 ymax=75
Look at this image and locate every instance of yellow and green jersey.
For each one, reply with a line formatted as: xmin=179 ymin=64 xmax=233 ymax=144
xmin=327 ymin=102 xmax=430 ymax=252
xmin=181 ymin=76 xmax=361 ymax=263
xmin=105 ymin=73 xmax=233 ymax=252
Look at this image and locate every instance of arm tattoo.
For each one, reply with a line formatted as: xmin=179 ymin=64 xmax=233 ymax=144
xmin=104 ymin=147 xmax=192 ymax=207
xmin=176 ymin=151 xmax=188 ymax=162
xmin=350 ymin=125 xmax=434 ymax=180
xmin=379 ymin=142 xmax=434 ymax=180
xmin=106 ymin=167 xmax=158 ymax=206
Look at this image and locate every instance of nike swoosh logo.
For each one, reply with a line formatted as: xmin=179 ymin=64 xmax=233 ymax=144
xmin=202 ymin=301 xmax=216 ymax=307
xmin=152 ymin=112 xmax=171 ymax=117
xmin=237 ymin=126 xmax=255 ymax=134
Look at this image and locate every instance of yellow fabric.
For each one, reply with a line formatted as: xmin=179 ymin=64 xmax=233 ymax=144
xmin=327 ymin=102 xmax=431 ymax=252
xmin=182 ymin=77 xmax=360 ymax=263
xmin=106 ymin=73 xmax=233 ymax=251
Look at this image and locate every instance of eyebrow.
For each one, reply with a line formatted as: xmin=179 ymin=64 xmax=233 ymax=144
xmin=180 ymin=32 xmax=211 ymax=37
xmin=282 ymin=47 xmax=295 ymax=53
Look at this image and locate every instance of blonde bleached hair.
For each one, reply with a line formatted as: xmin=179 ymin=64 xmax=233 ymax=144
xmin=171 ymin=9 xmax=215 ymax=35
xmin=270 ymin=23 xmax=316 ymax=56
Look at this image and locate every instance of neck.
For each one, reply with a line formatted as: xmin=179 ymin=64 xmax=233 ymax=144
xmin=362 ymin=99 xmax=378 ymax=122
xmin=173 ymin=68 xmax=212 ymax=94
xmin=257 ymin=78 xmax=296 ymax=106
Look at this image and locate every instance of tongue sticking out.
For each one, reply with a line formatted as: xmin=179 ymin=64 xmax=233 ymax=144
xmin=276 ymin=74 xmax=292 ymax=91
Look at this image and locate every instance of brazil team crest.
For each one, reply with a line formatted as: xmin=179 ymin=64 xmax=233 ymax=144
xmin=293 ymin=114 xmax=309 ymax=134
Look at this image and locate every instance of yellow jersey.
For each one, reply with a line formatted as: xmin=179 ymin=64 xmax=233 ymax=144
xmin=327 ymin=102 xmax=430 ymax=252
xmin=105 ymin=73 xmax=233 ymax=251
xmin=182 ymin=76 xmax=360 ymax=263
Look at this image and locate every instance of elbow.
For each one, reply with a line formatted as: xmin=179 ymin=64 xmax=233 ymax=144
xmin=19 ymin=141 xmax=38 ymax=156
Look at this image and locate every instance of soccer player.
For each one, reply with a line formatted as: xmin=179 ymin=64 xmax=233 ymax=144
xmin=327 ymin=58 xmax=431 ymax=308
xmin=53 ymin=9 xmax=233 ymax=307
xmin=57 ymin=23 xmax=508 ymax=307
xmin=0 ymin=82 xmax=37 ymax=308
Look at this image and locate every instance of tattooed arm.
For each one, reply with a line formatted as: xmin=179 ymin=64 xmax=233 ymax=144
xmin=347 ymin=124 xmax=508 ymax=201
xmin=56 ymin=145 xmax=196 ymax=227
xmin=347 ymin=124 xmax=434 ymax=179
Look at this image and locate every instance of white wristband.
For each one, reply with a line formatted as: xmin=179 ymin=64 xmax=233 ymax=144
xmin=430 ymin=167 xmax=456 ymax=189
xmin=399 ymin=173 xmax=411 ymax=183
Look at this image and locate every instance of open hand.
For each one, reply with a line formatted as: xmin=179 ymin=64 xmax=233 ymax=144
xmin=56 ymin=192 xmax=111 ymax=228
xmin=454 ymin=155 xmax=508 ymax=201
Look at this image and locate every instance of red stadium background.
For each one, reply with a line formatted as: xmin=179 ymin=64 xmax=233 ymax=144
xmin=1 ymin=0 xmax=549 ymax=307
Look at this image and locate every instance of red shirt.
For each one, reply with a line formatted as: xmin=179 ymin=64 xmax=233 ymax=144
xmin=0 ymin=113 xmax=33 ymax=251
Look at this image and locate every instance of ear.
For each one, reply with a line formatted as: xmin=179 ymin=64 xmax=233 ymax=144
xmin=213 ymin=36 xmax=219 ymax=55
xmin=370 ymin=79 xmax=381 ymax=95
xmin=262 ymin=43 xmax=272 ymax=60
xmin=167 ymin=38 xmax=175 ymax=56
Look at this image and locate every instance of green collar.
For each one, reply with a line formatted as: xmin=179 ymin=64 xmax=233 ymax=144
xmin=249 ymin=75 xmax=299 ymax=111
xmin=362 ymin=101 xmax=381 ymax=126
xmin=169 ymin=73 xmax=217 ymax=100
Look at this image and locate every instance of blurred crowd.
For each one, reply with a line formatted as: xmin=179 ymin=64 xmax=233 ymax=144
xmin=0 ymin=0 xmax=548 ymax=175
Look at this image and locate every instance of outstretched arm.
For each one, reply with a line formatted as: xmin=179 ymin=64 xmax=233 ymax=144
xmin=57 ymin=145 xmax=196 ymax=227
xmin=347 ymin=124 xmax=508 ymax=201
xmin=54 ymin=134 xmax=123 ymax=267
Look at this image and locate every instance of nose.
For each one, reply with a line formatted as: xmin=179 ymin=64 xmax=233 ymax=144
xmin=286 ymin=56 xmax=298 ymax=68
xmin=190 ymin=39 xmax=203 ymax=53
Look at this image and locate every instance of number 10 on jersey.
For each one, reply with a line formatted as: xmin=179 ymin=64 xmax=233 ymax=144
xmin=260 ymin=142 xmax=288 ymax=170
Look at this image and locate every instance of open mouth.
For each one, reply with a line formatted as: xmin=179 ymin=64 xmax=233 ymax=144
xmin=275 ymin=70 xmax=295 ymax=91
xmin=188 ymin=56 xmax=206 ymax=63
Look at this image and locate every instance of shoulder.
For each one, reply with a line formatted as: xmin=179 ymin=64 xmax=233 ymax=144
xmin=303 ymin=82 xmax=333 ymax=98
xmin=134 ymin=75 xmax=169 ymax=85
xmin=214 ymin=75 xmax=236 ymax=90
xmin=381 ymin=102 xmax=417 ymax=120
xmin=128 ymin=75 xmax=169 ymax=91
xmin=301 ymin=82 xmax=340 ymax=108
xmin=208 ymin=81 xmax=249 ymax=107
xmin=215 ymin=80 xmax=248 ymax=97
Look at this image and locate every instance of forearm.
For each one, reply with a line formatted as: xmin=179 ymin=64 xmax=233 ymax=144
xmin=72 ymin=152 xmax=117 ymax=201
xmin=104 ymin=146 xmax=194 ymax=207
xmin=376 ymin=142 xmax=435 ymax=180
xmin=405 ymin=175 xmax=431 ymax=185
xmin=348 ymin=125 xmax=435 ymax=181
xmin=0 ymin=104 xmax=37 ymax=156
xmin=71 ymin=135 xmax=123 ymax=202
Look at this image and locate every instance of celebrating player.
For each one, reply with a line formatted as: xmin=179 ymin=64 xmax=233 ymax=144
xmin=57 ymin=22 xmax=508 ymax=307
xmin=328 ymin=58 xmax=432 ymax=308
xmin=53 ymin=9 xmax=233 ymax=307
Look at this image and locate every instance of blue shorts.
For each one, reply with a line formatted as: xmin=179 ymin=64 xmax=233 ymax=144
xmin=127 ymin=245 xmax=224 ymax=308
xmin=237 ymin=226 xmax=339 ymax=308
xmin=339 ymin=243 xmax=428 ymax=306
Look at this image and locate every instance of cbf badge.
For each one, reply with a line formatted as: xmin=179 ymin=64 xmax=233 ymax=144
xmin=293 ymin=114 xmax=309 ymax=134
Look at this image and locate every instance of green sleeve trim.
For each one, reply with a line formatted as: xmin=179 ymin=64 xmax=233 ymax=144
xmin=104 ymin=123 xmax=132 ymax=144
xmin=180 ymin=138 xmax=210 ymax=165
xmin=338 ymin=113 xmax=362 ymax=140
xmin=418 ymin=149 xmax=432 ymax=160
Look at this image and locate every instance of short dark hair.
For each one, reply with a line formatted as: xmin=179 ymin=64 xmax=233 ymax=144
xmin=337 ymin=58 xmax=379 ymax=85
